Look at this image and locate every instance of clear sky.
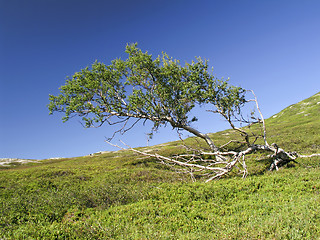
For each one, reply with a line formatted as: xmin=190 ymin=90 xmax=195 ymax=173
xmin=1 ymin=0 xmax=319 ymax=159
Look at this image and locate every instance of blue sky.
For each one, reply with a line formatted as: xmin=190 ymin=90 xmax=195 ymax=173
xmin=1 ymin=0 xmax=319 ymax=159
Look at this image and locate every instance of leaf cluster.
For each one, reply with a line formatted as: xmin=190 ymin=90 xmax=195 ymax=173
xmin=48 ymin=43 xmax=246 ymax=134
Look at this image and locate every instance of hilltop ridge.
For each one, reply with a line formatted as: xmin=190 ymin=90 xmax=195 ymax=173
xmin=269 ymin=91 xmax=320 ymax=122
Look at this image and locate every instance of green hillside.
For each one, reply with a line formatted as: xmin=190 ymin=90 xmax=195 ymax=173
xmin=266 ymin=92 xmax=320 ymax=153
xmin=1 ymin=93 xmax=319 ymax=239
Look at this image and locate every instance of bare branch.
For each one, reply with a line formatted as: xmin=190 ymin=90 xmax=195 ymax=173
xmin=249 ymin=90 xmax=268 ymax=146
xmin=298 ymin=153 xmax=320 ymax=158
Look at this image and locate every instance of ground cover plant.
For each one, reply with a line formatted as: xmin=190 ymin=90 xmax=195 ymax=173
xmin=1 ymin=92 xmax=320 ymax=239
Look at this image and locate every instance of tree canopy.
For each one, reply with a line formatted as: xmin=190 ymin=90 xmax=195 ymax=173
xmin=49 ymin=43 xmax=246 ymax=151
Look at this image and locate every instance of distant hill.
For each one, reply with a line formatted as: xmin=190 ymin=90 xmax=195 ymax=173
xmin=265 ymin=91 xmax=320 ymax=154
xmin=269 ymin=91 xmax=320 ymax=124
xmin=0 ymin=158 xmax=38 ymax=167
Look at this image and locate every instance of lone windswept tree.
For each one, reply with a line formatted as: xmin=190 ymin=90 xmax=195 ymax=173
xmin=48 ymin=44 xmax=316 ymax=181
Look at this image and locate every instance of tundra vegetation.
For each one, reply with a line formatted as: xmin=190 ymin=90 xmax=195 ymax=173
xmin=48 ymin=44 xmax=319 ymax=181
xmin=0 ymin=92 xmax=320 ymax=239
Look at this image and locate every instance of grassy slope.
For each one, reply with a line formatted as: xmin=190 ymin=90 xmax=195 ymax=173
xmin=1 ymin=93 xmax=319 ymax=239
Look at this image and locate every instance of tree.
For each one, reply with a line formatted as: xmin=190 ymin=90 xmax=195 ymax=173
xmin=48 ymin=44 xmax=318 ymax=181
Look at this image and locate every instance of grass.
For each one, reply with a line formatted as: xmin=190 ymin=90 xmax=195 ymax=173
xmin=0 ymin=92 xmax=319 ymax=239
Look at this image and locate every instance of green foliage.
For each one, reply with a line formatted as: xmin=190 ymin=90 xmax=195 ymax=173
xmin=48 ymin=43 xmax=246 ymax=134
